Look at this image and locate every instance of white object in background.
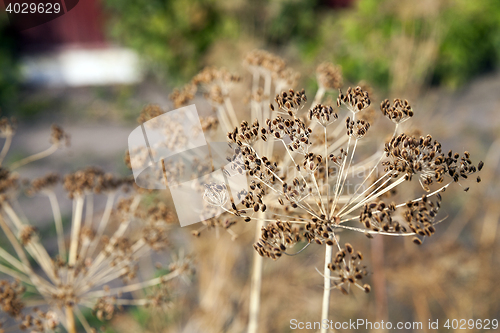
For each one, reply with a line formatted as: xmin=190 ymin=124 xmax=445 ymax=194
xmin=21 ymin=46 xmax=143 ymax=87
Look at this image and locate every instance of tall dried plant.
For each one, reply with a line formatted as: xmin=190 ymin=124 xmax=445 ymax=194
xmin=172 ymin=50 xmax=483 ymax=333
xmin=0 ymin=116 xmax=193 ymax=332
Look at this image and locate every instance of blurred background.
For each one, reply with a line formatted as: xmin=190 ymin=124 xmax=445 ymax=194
xmin=0 ymin=0 xmax=499 ymax=332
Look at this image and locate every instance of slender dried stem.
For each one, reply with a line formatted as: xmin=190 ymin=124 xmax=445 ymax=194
xmin=10 ymin=144 xmax=58 ymax=170
xmin=248 ymin=216 xmax=264 ymax=333
xmin=0 ymin=135 xmax=12 ymax=166
xmin=69 ymin=195 xmax=84 ymax=268
xmin=66 ymin=305 xmax=76 ymax=333
xmin=46 ymin=190 xmax=66 ymax=260
xmin=320 ymin=243 xmax=333 ymax=333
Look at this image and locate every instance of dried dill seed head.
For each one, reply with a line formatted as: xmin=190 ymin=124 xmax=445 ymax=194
xmin=244 ymin=50 xmax=287 ymax=74
xmin=0 ymin=119 xmax=194 ymax=332
xmin=203 ymin=182 xmax=229 ymax=207
xmin=328 ymin=244 xmax=369 ymax=294
xmin=137 ymin=104 xmax=164 ymax=124
xmin=383 ymin=133 xmax=482 ymax=191
xmin=199 ymin=116 xmax=219 ymax=133
xmin=316 ymin=62 xmax=343 ymax=90
xmin=50 ymin=124 xmax=70 ymax=147
xmin=19 ymin=309 xmax=59 ymax=332
xmin=19 ymin=225 xmax=38 ymax=245
xmin=337 ymin=86 xmax=371 ymax=113
xmin=254 ymin=221 xmax=303 ymax=260
xmin=273 ymin=88 xmax=307 ymax=116
xmin=191 ymin=67 xmax=240 ymax=107
xmin=169 ymin=83 xmax=197 ymax=108
xmin=0 ymin=167 xmax=19 ymax=201
xmin=0 ymin=116 xmax=16 ymax=137
xmin=309 ymin=104 xmax=339 ymax=127
xmin=63 ymin=167 xmax=127 ymax=198
xmin=192 ymin=66 xmax=240 ymax=86
xmin=346 ymin=117 xmax=371 ymax=139
xmin=25 ymin=173 xmax=60 ymax=196
xmin=93 ymin=296 xmax=117 ymax=321
xmin=0 ymin=280 xmax=25 ymax=317
xmin=244 ymin=50 xmax=299 ymax=88
xmin=380 ymin=98 xmax=414 ymax=124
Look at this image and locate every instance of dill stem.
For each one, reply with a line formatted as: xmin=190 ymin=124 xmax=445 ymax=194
xmin=224 ymin=96 xmax=239 ymax=127
xmin=69 ymin=195 xmax=84 ymax=268
xmin=248 ymin=213 xmax=264 ymax=333
xmin=10 ymin=144 xmax=58 ymax=170
xmin=66 ymin=305 xmax=77 ymax=333
xmin=0 ymin=134 xmax=12 ymax=166
xmin=47 ymin=190 xmax=66 ymax=260
xmin=320 ymin=243 xmax=333 ymax=333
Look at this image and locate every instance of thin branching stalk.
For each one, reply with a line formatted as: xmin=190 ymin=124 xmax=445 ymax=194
xmin=65 ymin=306 xmax=76 ymax=333
xmin=46 ymin=190 xmax=66 ymax=260
xmin=0 ymin=135 xmax=12 ymax=165
xmin=10 ymin=144 xmax=58 ymax=170
xmin=320 ymin=243 xmax=333 ymax=333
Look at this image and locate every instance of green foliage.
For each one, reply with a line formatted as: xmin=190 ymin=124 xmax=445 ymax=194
xmin=0 ymin=16 xmax=21 ymax=113
xmin=325 ymin=0 xmax=500 ymax=90
xmin=103 ymin=0 xmax=500 ymax=90
xmin=433 ymin=0 xmax=500 ymax=87
xmin=102 ymin=0 xmax=240 ymax=85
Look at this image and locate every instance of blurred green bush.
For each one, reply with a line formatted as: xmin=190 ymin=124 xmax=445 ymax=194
xmin=0 ymin=16 xmax=21 ymax=113
xmin=102 ymin=0 xmax=500 ymax=93
xmin=326 ymin=0 xmax=500 ymax=92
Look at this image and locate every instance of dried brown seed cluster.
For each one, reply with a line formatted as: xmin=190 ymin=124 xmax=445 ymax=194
xmin=203 ymin=182 xmax=228 ymax=207
xmin=303 ymin=153 xmax=323 ymax=173
xmin=327 ymin=243 xmax=370 ymax=295
xmin=192 ymin=66 xmax=240 ymax=86
xmin=228 ymin=119 xmax=261 ymax=146
xmin=380 ymin=98 xmax=414 ymax=124
xmin=0 ymin=116 xmax=16 ymax=137
xmin=102 ymin=236 xmax=138 ymax=281
xmin=241 ymin=180 xmax=267 ymax=213
xmin=302 ymin=220 xmax=338 ymax=245
xmin=360 ymin=200 xmax=400 ymax=233
xmin=142 ymin=203 xmax=175 ymax=251
xmin=265 ymin=116 xmax=312 ymax=155
xmin=25 ymin=173 xmax=59 ymax=196
xmin=19 ymin=225 xmax=38 ymax=245
xmin=191 ymin=67 xmax=240 ymax=106
xmin=18 ymin=309 xmax=59 ymax=332
xmin=346 ymin=117 xmax=371 ymax=139
xmin=0 ymin=280 xmax=25 ymax=317
xmin=337 ymin=86 xmax=371 ymax=113
xmin=137 ymin=104 xmax=164 ymax=124
xmin=254 ymin=221 xmax=303 ymax=259
xmin=383 ymin=133 xmax=483 ymax=190
xmin=50 ymin=124 xmax=70 ymax=147
xmin=329 ymin=148 xmax=347 ymax=166
xmin=308 ymin=104 xmax=338 ymax=127
xmin=93 ymin=296 xmax=117 ymax=321
xmin=63 ymin=167 xmax=126 ymax=198
xmin=316 ymin=62 xmax=343 ymax=90
xmin=169 ymin=83 xmax=197 ymax=108
xmin=244 ymin=50 xmax=288 ymax=75
xmin=168 ymin=252 xmax=195 ymax=277
xmin=0 ymin=167 xmax=19 ymax=202
xmin=145 ymin=284 xmax=173 ymax=310
xmin=241 ymin=147 xmax=278 ymax=182
xmin=199 ymin=116 xmax=219 ymax=133
xmin=272 ymin=88 xmax=307 ymax=116
xmin=282 ymin=177 xmax=308 ymax=207
xmin=404 ymin=194 xmax=441 ymax=244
